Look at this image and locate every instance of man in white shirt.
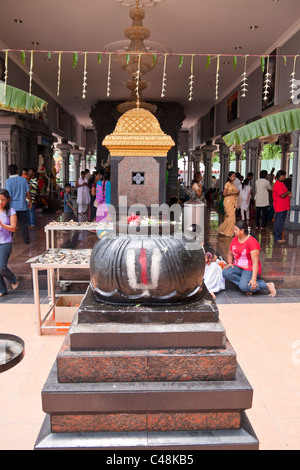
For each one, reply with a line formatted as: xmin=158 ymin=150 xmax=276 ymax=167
xmin=255 ymin=170 xmax=272 ymax=229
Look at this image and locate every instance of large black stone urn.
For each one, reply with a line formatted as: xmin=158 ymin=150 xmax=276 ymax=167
xmin=90 ymin=224 xmax=205 ymax=305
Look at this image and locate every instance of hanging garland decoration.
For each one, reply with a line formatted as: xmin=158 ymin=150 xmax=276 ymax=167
xmin=161 ymin=53 xmax=168 ymax=98
xmin=135 ymin=53 xmax=142 ymax=100
xmin=82 ymin=52 xmax=88 ymax=99
xmin=290 ymin=55 xmax=299 ymax=102
xmin=263 ymin=55 xmax=271 ymax=103
xmin=107 ymin=52 xmax=112 ymax=97
xmin=241 ymin=55 xmax=249 ymax=98
xmin=215 ymin=55 xmax=220 ymax=101
xmin=233 ymin=55 xmax=237 ymax=71
xmin=73 ymin=52 xmax=79 ymax=68
xmin=29 ymin=50 xmax=34 ymax=96
xmin=57 ymin=52 xmax=62 ymax=96
xmin=4 ymin=50 xmax=8 ymax=100
xmin=188 ymin=54 xmax=195 ymax=102
xmin=1 ymin=49 xmax=299 ymax=103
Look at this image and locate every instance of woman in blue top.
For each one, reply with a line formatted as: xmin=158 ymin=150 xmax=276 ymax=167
xmin=0 ymin=189 xmax=18 ymax=296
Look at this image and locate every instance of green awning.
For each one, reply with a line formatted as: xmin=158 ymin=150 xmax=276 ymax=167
xmin=223 ymin=108 xmax=300 ymax=146
xmin=0 ymin=81 xmax=47 ymax=114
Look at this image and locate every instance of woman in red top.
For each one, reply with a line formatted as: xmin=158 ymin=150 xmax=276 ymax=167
xmin=222 ymin=220 xmax=276 ymax=296
xmin=272 ymin=170 xmax=292 ymax=243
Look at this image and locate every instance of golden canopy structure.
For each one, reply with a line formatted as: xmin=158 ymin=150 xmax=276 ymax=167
xmin=102 ymin=105 xmax=175 ymax=157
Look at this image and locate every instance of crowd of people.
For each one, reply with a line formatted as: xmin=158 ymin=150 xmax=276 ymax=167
xmin=0 ymin=160 xmax=293 ymax=300
xmin=0 ymin=164 xmax=111 ymax=297
xmin=201 ymin=168 xmax=293 ymax=299
xmin=217 ymin=169 xmax=292 ymax=243
xmin=62 ymin=168 xmax=111 ymax=223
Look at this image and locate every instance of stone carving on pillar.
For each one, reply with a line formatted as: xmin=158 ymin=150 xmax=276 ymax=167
xmin=201 ymin=141 xmax=217 ymax=190
xmin=72 ymin=146 xmax=83 ymax=183
xmin=0 ymin=141 xmax=9 ymax=188
xmin=216 ymin=138 xmax=230 ymax=191
xmin=232 ymin=144 xmax=244 ymax=174
xmin=56 ymin=140 xmax=73 ymax=186
xmin=244 ymin=139 xmax=261 ymax=188
xmin=0 ymin=123 xmax=12 ymax=187
xmin=187 ymin=152 xmax=194 ymax=186
xmin=278 ymin=134 xmax=292 ymax=174
xmin=11 ymin=127 xmax=21 ymax=169
xmin=193 ymin=149 xmax=203 ymax=173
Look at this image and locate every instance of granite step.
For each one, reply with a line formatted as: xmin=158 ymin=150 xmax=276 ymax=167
xmin=41 ymin=362 xmax=253 ymax=414
xmin=69 ymin=314 xmax=227 ymax=350
xmin=35 ymin=412 xmax=259 ymax=450
xmin=57 ymin=334 xmax=236 ymax=383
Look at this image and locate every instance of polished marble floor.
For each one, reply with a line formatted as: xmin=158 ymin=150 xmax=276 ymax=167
xmin=0 ymin=205 xmax=299 ymax=450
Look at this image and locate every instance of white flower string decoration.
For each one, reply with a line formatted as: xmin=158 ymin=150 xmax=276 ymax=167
xmin=215 ymin=55 xmax=220 ymax=100
xmin=135 ymin=53 xmax=142 ymax=99
xmin=107 ymin=53 xmax=112 ymax=97
xmin=29 ymin=50 xmax=34 ymax=95
xmin=241 ymin=55 xmax=249 ymax=98
xmin=188 ymin=55 xmax=195 ymax=102
xmin=290 ymin=55 xmax=299 ymax=102
xmin=263 ymin=56 xmax=271 ymax=102
xmin=82 ymin=52 xmax=88 ymax=99
xmin=57 ymin=52 xmax=62 ymax=96
xmin=161 ymin=53 xmax=168 ymax=98
xmin=4 ymin=50 xmax=8 ymax=100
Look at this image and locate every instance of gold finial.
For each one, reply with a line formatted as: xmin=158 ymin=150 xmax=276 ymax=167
xmin=136 ymin=95 xmax=140 ymax=108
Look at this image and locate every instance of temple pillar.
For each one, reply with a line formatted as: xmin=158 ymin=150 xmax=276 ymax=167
xmin=72 ymin=146 xmax=82 ymax=183
xmin=244 ymin=139 xmax=261 ymax=190
xmin=232 ymin=144 xmax=244 ymax=174
xmin=56 ymin=140 xmax=73 ymax=186
xmin=202 ymin=141 xmax=217 ymax=190
xmin=216 ymin=138 xmax=230 ymax=191
xmin=0 ymin=141 xmax=9 ymax=188
xmin=0 ymin=125 xmax=12 ymax=188
xmin=187 ymin=152 xmax=193 ymax=186
xmin=193 ymin=149 xmax=203 ymax=174
xmin=285 ymin=130 xmax=300 ymax=230
xmin=279 ymin=133 xmax=292 ymax=175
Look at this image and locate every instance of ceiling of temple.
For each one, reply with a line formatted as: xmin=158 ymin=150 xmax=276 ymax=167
xmin=0 ymin=0 xmax=299 ymax=130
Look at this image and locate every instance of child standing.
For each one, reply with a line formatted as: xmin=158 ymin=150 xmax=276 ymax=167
xmin=0 ymin=189 xmax=18 ymax=297
xmin=240 ymin=178 xmax=252 ymax=221
xmin=63 ymin=184 xmax=77 ymax=222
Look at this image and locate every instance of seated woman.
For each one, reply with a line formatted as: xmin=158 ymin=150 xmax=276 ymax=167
xmin=222 ymin=220 xmax=276 ymax=297
xmin=191 ymin=171 xmax=205 ymax=202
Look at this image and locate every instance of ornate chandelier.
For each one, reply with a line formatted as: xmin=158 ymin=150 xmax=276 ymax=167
xmin=116 ymin=0 xmax=157 ymax=114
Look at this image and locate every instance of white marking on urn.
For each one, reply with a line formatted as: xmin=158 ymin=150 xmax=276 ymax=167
xmin=126 ymin=248 xmax=162 ymax=291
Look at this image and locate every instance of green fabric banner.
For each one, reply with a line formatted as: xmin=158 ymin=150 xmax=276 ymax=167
xmin=223 ymin=108 xmax=300 ymax=146
xmin=0 ymin=81 xmax=47 ymax=114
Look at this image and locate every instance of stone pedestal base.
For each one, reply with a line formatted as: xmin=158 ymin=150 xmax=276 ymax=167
xmin=35 ymin=287 xmax=259 ymax=450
